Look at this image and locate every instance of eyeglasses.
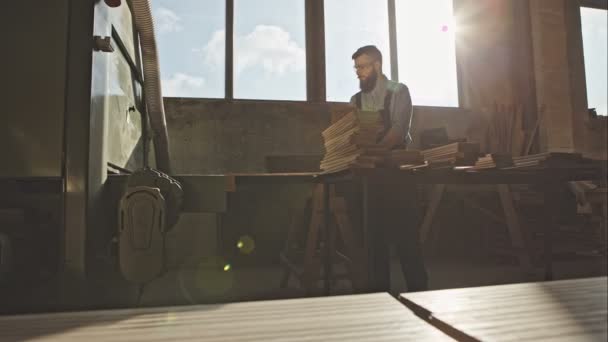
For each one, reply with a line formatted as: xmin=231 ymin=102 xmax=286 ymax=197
xmin=353 ymin=62 xmax=374 ymax=71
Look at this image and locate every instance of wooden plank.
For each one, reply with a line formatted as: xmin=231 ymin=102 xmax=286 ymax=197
xmin=0 ymin=293 xmax=452 ymax=341
xmin=400 ymin=277 xmax=607 ymax=342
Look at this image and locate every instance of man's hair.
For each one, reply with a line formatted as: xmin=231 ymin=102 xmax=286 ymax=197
xmin=352 ymin=45 xmax=383 ymax=65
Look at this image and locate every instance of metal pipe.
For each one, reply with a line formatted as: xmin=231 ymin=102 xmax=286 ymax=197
xmin=130 ymin=0 xmax=172 ymax=174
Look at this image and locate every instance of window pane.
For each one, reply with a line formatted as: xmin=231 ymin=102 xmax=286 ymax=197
xmin=581 ymin=7 xmax=607 ymax=116
xmin=152 ymin=0 xmax=224 ymax=98
xmin=396 ymin=0 xmax=458 ymax=107
xmin=234 ymin=0 xmax=306 ymax=100
xmin=325 ymin=0 xmax=391 ymax=102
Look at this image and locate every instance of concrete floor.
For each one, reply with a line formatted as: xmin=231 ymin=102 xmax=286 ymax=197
xmin=2 ymin=244 xmax=604 ymax=315
xmin=138 ymin=252 xmax=607 ymax=307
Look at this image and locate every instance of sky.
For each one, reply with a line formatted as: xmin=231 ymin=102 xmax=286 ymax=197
xmin=580 ymin=7 xmax=607 ymax=116
xmin=151 ymin=0 xmax=458 ymax=106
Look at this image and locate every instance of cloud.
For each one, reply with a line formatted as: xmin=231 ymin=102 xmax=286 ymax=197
xmin=154 ymin=7 xmax=183 ymax=34
xmin=200 ymin=30 xmax=226 ymax=69
xmin=202 ymin=25 xmax=305 ymax=75
xmin=162 ymin=73 xmax=205 ymax=97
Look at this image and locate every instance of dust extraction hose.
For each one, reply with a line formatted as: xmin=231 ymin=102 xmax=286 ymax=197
xmin=130 ymin=0 xmax=172 ymax=174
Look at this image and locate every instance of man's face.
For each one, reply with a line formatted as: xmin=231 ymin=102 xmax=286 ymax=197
xmin=354 ymin=54 xmax=381 ymax=92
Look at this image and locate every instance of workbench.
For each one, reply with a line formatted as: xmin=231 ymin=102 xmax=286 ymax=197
xmin=315 ymin=165 xmax=606 ymax=295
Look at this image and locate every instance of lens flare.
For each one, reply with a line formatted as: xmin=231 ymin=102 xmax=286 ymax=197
xmin=236 ymin=235 xmax=256 ymax=254
xmin=178 ymin=256 xmax=235 ymax=302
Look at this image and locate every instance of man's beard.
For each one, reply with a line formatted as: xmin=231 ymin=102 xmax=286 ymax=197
xmin=359 ymin=70 xmax=378 ymax=93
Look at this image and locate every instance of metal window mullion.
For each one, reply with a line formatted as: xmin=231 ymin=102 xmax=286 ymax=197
xmin=305 ymin=0 xmax=326 ymax=102
xmin=225 ymin=0 xmax=234 ymax=100
xmin=387 ymin=0 xmax=399 ymax=82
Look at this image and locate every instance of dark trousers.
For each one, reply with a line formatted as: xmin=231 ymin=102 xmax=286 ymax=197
xmin=367 ymin=181 xmax=428 ymax=292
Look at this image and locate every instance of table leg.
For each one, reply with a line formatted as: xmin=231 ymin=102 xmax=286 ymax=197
xmin=323 ymin=181 xmax=331 ymax=295
xmin=543 ymin=183 xmax=558 ymax=280
xmin=361 ymin=177 xmax=372 ymax=290
xmin=420 ymin=184 xmax=445 ymax=244
xmin=497 ymin=184 xmax=533 ymax=274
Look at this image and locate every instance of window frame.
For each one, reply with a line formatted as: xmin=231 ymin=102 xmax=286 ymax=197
xmin=161 ymin=0 xmax=463 ymax=108
xmin=578 ymin=1 xmax=608 ymax=117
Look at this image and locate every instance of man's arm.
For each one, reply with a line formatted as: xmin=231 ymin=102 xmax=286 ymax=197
xmin=379 ymin=85 xmax=413 ymax=149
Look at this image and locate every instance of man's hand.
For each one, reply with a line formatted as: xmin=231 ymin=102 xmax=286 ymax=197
xmin=379 ymin=127 xmax=404 ymax=150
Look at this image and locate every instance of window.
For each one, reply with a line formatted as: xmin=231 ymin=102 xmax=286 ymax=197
xmin=395 ymin=0 xmax=458 ymax=107
xmin=234 ymin=0 xmax=306 ymax=100
xmin=150 ymin=0 xmax=461 ymax=104
xmin=151 ymin=0 xmax=224 ymax=98
xmin=580 ymin=7 xmax=607 ymax=116
xmin=325 ymin=0 xmax=391 ymax=102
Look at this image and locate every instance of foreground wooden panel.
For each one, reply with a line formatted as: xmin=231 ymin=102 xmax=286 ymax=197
xmin=0 ymin=293 xmax=451 ymax=341
xmin=400 ymin=277 xmax=607 ymax=342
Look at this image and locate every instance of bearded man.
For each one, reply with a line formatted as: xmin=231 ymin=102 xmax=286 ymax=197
xmin=350 ymin=45 xmax=428 ymax=293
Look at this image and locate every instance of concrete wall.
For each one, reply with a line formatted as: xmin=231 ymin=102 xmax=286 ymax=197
xmin=1 ymin=1 xmax=69 ymax=177
xmin=163 ymin=98 xmax=471 ymax=174
xmin=455 ymin=0 xmax=517 ymax=110
xmin=164 ymin=99 xmax=331 ymax=174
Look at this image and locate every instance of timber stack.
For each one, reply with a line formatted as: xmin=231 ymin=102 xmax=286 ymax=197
xmin=473 ymin=153 xmax=514 ymax=170
xmin=511 ymin=152 xmax=592 ymax=169
xmin=421 ymin=142 xmax=480 ymax=168
xmin=320 ymin=111 xmax=388 ymax=173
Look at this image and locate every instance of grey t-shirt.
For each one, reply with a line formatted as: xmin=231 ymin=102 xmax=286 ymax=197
xmin=349 ymin=74 xmax=413 ymax=145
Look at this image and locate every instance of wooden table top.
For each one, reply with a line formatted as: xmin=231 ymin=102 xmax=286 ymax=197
xmin=400 ymin=277 xmax=607 ymax=342
xmin=316 ymin=166 xmax=604 ymax=185
xmin=0 ymin=293 xmax=452 ymax=341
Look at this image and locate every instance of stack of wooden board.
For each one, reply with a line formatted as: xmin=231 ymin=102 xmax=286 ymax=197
xmin=384 ymin=149 xmax=424 ymax=168
xmin=421 ymin=142 xmax=480 ymax=167
xmin=510 ymin=152 xmax=592 ymax=169
xmin=400 ymin=162 xmax=429 ymax=171
xmin=473 ymin=153 xmax=514 ymax=170
xmin=320 ymin=111 xmax=388 ymax=173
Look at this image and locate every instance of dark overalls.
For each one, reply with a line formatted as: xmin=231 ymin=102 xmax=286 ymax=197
xmin=353 ymin=89 xmax=428 ymax=293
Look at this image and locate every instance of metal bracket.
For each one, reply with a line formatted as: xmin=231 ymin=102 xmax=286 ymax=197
xmin=93 ymin=36 xmax=114 ymax=52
